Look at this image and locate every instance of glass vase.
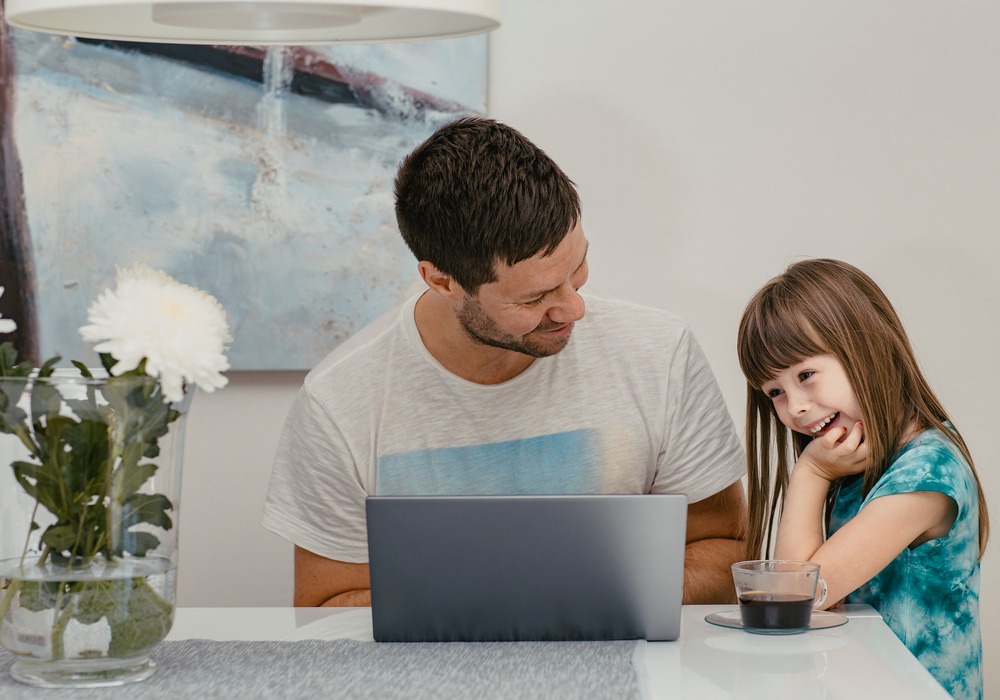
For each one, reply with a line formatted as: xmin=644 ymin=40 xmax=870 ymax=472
xmin=0 ymin=371 xmax=191 ymax=687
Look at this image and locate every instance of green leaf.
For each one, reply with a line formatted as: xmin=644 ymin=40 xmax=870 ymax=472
xmin=121 ymin=493 xmax=173 ymax=531
xmin=71 ymin=361 xmax=94 ymax=378
xmin=12 ymin=460 xmax=69 ymax=518
xmin=15 ymin=576 xmax=175 ymax=654
xmin=64 ymin=398 xmax=109 ymax=424
xmin=120 ymin=531 xmax=161 ymax=557
xmin=106 ymin=578 xmax=174 ymax=656
xmin=0 ymin=374 xmax=28 ymax=433
xmin=112 ymin=461 xmax=158 ymax=502
xmin=40 ymin=523 xmax=85 ymax=557
xmin=72 ymin=579 xmax=123 ymax=625
xmin=30 ymin=381 xmax=65 ymax=432
xmin=0 ymin=342 xmax=35 ymax=378
xmin=0 ymin=398 xmax=28 ymax=434
xmin=15 ymin=580 xmax=62 ymax=612
xmin=37 ymin=356 xmax=61 ymax=378
xmin=61 ymin=419 xmax=112 ymax=494
xmin=98 ymin=353 xmax=118 ymax=375
xmin=0 ymin=342 xmax=18 ymax=375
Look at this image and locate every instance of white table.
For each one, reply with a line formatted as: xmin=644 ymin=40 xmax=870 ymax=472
xmin=167 ymin=604 xmax=948 ymax=698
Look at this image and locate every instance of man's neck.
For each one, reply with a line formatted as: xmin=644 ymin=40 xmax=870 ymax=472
xmin=413 ymin=293 xmax=535 ymax=385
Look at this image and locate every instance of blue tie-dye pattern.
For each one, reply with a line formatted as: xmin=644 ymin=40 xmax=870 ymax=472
xmin=376 ymin=429 xmax=600 ymax=495
xmin=829 ymin=428 xmax=982 ymax=700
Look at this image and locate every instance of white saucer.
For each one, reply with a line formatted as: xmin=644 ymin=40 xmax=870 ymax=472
xmin=704 ymin=609 xmax=849 ymax=635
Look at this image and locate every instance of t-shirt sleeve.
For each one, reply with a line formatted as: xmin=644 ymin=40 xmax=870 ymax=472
xmin=261 ymin=387 xmax=371 ymax=563
xmin=865 ymin=440 xmax=968 ymax=518
xmin=652 ymin=326 xmax=746 ymax=502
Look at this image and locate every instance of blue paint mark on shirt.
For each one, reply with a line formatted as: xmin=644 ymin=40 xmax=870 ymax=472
xmin=376 ymin=430 xmax=600 ymax=495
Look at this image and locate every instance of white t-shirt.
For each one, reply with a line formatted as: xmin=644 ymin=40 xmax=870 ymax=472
xmin=262 ymin=293 xmax=745 ymax=563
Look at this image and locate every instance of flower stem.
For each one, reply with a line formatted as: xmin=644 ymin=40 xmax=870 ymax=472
xmin=19 ymin=500 xmax=41 ymax=568
xmin=50 ymin=584 xmax=75 ymax=661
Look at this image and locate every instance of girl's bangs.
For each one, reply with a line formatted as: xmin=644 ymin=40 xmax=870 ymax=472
xmin=740 ymin=301 xmax=827 ymax=389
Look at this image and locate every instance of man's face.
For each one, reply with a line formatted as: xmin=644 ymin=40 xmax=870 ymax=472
xmin=457 ymin=222 xmax=589 ymax=358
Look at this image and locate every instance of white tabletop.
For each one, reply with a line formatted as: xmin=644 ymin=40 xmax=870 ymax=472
xmin=167 ymin=604 xmax=949 ymax=699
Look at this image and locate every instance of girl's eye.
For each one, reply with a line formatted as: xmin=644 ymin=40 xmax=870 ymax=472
xmin=798 ymin=370 xmax=815 ymax=382
xmin=765 ymin=388 xmax=783 ymax=399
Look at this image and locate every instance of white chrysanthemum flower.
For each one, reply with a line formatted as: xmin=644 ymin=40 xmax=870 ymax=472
xmin=80 ymin=264 xmax=232 ymax=403
xmin=0 ymin=287 xmax=16 ymax=334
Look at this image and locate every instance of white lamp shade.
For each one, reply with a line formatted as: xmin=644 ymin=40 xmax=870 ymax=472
xmin=3 ymin=0 xmax=502 ymax=45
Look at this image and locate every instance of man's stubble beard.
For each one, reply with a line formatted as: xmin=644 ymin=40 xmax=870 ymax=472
xmin=457 ymin=295 xmax=570 ymax=358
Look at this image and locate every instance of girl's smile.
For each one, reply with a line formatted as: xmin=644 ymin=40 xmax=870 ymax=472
xmin=807 ymin=412 xmax=839 ymax=434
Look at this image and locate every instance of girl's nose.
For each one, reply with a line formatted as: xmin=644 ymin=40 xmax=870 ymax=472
xmin=786 ymin=387 xmax=811 ymax=415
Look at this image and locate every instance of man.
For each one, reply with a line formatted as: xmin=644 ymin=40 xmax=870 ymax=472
xmin=262 ymin=117 xmax=747 ymax=606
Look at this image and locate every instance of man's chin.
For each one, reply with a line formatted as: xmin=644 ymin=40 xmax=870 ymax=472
xmin=521 ymin=332 xmax=572 ymax=357
xmin=463 ymin=325 xmax=572 ymax=358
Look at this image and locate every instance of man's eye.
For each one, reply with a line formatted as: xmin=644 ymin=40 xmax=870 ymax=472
xmin=523 ymin=296 xmax=545 ymax=307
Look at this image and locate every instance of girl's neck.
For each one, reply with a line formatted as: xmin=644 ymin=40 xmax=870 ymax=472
xmin=899 ymin=420 xmax=923 ymax=447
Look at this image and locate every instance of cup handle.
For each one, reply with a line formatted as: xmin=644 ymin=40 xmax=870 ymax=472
xmin=814 ymin=577 xmax=828 ymax=608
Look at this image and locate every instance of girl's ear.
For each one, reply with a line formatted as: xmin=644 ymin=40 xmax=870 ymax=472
xmin=418 ymin=261 xmax=465 ymax=303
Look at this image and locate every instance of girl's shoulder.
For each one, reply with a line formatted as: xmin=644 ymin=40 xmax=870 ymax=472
xmin=870 ymin=427 xmax=974 ymax=502
xmin=893 ymin=425 xmax=966 ymax=468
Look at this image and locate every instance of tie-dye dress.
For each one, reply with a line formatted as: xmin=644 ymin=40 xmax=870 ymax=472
xmin=829 ymin=427 xmax=982 ymax=700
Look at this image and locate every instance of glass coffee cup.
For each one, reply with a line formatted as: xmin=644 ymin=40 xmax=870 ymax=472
xmin=731 ymin=560 xmax=821 ymax=629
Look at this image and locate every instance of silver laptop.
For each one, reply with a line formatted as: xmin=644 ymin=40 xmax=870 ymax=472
xmin=366 ymin=493 xmax=687 ymax=642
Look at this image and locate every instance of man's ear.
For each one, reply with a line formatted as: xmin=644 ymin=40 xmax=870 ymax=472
xmin=417 ymin=261 xmax=464 ymax=302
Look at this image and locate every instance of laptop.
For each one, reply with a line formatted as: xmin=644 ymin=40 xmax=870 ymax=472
xmin=366 ymin=493 xmax=687 ymax=642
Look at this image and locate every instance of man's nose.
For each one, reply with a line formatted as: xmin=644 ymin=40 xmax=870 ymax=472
xmin=548 ymin=287 xmax=586 ymax=324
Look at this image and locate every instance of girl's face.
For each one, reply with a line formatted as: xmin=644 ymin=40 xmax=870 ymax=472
xmin=760 ymin=354 xmax=862 ymax=438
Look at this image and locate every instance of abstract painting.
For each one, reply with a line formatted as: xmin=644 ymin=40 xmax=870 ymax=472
xmin=0 ymin=23 xmax=487 ymax=369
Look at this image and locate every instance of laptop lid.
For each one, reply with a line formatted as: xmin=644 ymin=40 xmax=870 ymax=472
xmin=366 ymin=493 xmax=687 ymax=642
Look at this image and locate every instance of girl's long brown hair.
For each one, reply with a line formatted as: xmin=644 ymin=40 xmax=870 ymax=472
xmin=737 ymin=258 xmax=989 ymax=561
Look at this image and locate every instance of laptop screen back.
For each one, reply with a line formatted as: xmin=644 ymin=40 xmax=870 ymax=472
xmin=366 ymin=494 xmax=687 ymax=642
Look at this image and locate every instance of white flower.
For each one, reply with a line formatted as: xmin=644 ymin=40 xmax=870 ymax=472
xmin=80 ymin=264 xmax=232 ymax=403
xmin=0 ymin=287 xmax=16 ymax=334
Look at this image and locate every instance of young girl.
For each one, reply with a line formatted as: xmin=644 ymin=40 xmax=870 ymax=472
xmin=737 ymin=258 xmax=987 ymax=700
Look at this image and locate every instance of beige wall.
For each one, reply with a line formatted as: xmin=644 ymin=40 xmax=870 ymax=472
xmin=176 ymin=0 xmax=1000 ymax=693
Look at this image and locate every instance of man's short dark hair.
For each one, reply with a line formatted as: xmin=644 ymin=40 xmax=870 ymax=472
xmin=394 ymin=117 xmax=581 ymax=294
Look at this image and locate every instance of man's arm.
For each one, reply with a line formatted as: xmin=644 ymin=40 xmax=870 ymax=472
xmin=294 ymin=546 xmax=371 ymax=607
xmin=293 ymin=480 xmax=747 ymax=607
xmin=682 ymin=480 xmax=747 ymax=604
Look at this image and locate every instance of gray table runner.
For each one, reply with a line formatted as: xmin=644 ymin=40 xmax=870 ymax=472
xmin=0 ymin=638 xmax=642 ymax=699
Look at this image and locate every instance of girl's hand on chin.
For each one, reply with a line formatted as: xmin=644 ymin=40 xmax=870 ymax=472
xmin=799 ymin=421 xmax=868 ymax=481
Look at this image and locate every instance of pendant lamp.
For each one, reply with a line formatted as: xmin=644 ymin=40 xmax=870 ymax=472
xmin=3 ymin=0 xmax=502 ymax=45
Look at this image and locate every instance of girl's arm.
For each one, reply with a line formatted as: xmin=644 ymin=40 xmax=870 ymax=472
xmin=774 ymin=422 xmax=957 ymax=609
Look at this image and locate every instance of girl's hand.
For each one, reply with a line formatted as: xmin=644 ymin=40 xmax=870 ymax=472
xmin=797 ymin=421 xmax=868 ymax=481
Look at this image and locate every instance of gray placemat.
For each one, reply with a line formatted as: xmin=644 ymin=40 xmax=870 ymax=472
xmin=0 ymin=638 xmax=642 ymax=699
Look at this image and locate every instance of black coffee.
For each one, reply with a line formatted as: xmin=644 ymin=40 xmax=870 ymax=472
xmin=738 ymin=592 xmax=813 ymax=629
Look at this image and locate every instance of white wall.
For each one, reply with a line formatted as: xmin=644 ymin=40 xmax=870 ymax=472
xmin=175 ymin=0 xmax=1000 ymax=692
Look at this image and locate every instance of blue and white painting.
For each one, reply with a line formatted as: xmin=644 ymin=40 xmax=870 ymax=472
xmin=1 ymin=28 xmax=486 ymax=369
